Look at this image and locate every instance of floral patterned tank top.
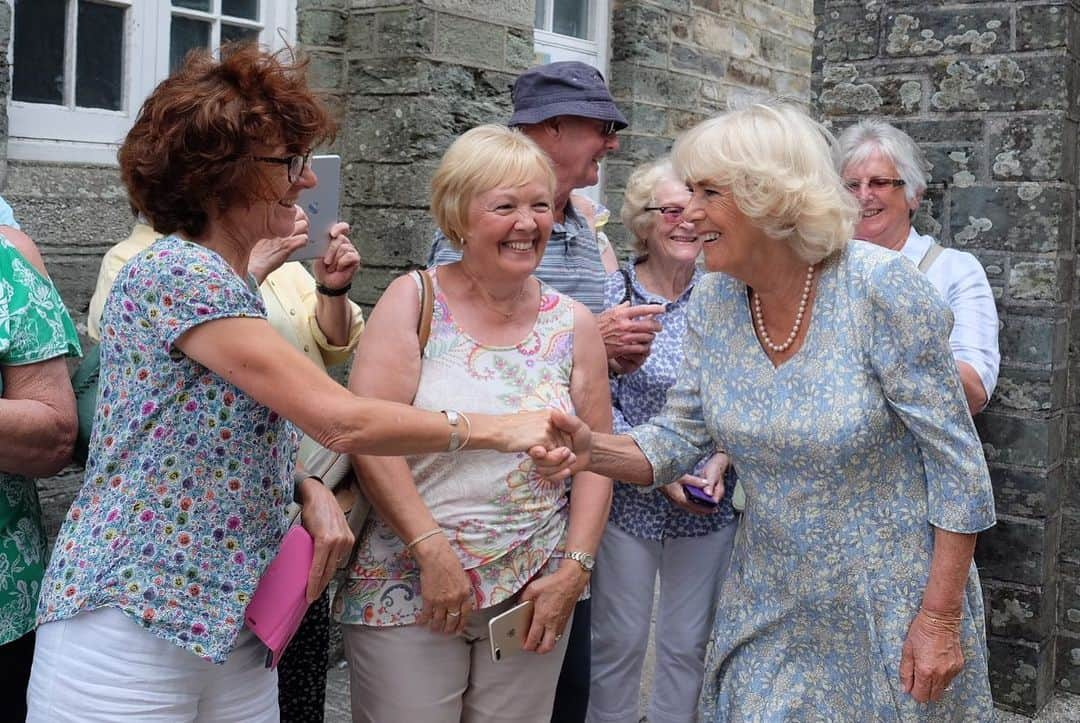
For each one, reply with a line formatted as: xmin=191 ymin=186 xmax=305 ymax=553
xmin=334 ymin=269 xmax=576 ymax=627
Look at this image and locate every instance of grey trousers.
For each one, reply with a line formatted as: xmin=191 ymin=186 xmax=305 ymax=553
xmin=586 ymin=522 xmax=736 ymax=723
xmin=344 ymin=597 xmax=573 ymax=723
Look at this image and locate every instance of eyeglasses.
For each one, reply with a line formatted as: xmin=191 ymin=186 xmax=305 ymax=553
xmin=591 ymin=119 xmax=619 ymax=137
xmin=252 ymin=152 xmax=312 ymax=183
xmin=843 ymin=177 xmax=906 ymax=193
xmin=644 ymin=206 xmax=685 ymax=222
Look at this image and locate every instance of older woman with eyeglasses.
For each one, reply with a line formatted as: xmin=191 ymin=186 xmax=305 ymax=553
xmin=586 ymin=159 xmax=736 ymax=723
xmin=538 ymin=103 xmax=996 ymax=721
xmin=836 ymin=120 xmax=999 ymax=414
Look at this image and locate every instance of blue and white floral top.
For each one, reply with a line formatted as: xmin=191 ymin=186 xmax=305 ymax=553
xmin=37 ymin=236 xmax=299 ymax=663
xmin=606 ymin=262 xmax=735 ymax=540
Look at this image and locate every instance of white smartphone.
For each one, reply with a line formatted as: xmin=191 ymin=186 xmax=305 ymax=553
xmin=288 ymin=154 xmax=341 ymax=262
xmin=488 ymin=599 xmax=534 ymax=663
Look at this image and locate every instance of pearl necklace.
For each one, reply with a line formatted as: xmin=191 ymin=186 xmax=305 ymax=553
xmin=752 ymin=264 xmax=815 ymax=353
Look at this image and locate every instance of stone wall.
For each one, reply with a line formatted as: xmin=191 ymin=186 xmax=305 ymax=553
xmin=813 ymin=0 xmax=1076 ymax=715
xmin=604 ymin=0 xmax=815 ymax=251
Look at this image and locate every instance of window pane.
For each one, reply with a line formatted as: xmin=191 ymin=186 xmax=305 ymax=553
xmin=534 ymin=0 xmax=546 ymax=30
xmin=221 ymin=23 xmax=259 ymax=45
xmin=12 ymin=0 xmax=66 ymax=105
xmin=76 ymin=1 xmax=124 ymax=110
xmin=172 ymin=0 xmax=211 ymax=10
xmin=170 ymin=16 xmax=211 ymax=73
xmin=552 ymin=0 xmax=589 ymax=39
xmin=222 ymin=0 xmax=259 ymax=20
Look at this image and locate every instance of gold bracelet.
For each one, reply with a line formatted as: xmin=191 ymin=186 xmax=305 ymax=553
xmin=919 ymin=607 xmax=963 ymax=623
xmin=458 ymin=411 xmax=472 ymax=451
xmin=405 ymin=527 xmax=443 ymax=551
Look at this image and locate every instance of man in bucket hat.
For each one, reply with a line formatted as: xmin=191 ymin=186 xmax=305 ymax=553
xmin=426 ymin=62 xmax=666 ymax=722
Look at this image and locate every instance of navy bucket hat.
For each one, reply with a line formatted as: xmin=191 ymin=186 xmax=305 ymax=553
xmin=508 ymin=61 xmax=628 ymax=131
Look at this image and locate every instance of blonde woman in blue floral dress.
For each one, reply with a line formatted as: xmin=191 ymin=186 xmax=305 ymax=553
xmin=540 ymin=103 xmax=997 ymax=721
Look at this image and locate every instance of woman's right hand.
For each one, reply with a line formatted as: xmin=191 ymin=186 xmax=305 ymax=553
xmin=508 ymin=409 xmax=591 ymax=482
xmin=413 ymin=533 xmax=475 ymax=635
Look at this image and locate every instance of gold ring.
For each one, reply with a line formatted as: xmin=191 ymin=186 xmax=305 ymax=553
xmin=447 ymin=610 xmax=461 ymax=618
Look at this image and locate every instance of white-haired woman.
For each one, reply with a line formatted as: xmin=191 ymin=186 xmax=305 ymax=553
xmin=836 ymin=119 xmax=999 ymax=414
xmin=336 ymin=124 xmax=612 ymax=723
xmin=586 ymin=159 xmax=737 ymax=723
xmin=540 ymin=103 xmax=996 ymax=720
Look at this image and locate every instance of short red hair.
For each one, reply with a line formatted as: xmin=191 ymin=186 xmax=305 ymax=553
xmin=119 ymin=43 xmax=336 ymax=238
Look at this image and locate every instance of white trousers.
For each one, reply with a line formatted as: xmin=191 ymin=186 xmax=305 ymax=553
xmin=344 ymin=597 xmax=572 ymax=723
xmin=27 ymin=607 xmax=278 ymax=723
xmin=586 ymin=522 xmax=737 ymax=723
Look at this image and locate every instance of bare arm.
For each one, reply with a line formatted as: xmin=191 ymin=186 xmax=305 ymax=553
xmin=347 ymin=272 xmax=475 ymax=634
xmin=311 ymin=222 xmax=360 ymax=347
xmin=174 ymin=314 xmax=569 ymax=458
xmin=0 ymin=228 xmax=77 ymax=476
xmin=522 ymin=303 xmax=613 ymax=654
xmin=900 ymin=528 xmax=977 ymax=702
xmin=956 ymin=361 xmax=987 ymax=415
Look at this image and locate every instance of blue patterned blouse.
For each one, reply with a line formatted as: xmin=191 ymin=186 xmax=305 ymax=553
xmin=606 ymin=262 xmax=735 ymax=540
xmin=37 ymin=236 xmax=300 ymax=663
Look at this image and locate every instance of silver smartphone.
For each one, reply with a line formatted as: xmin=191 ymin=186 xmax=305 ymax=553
xmin=288 ymin=154 xmax=341 ymax=261
xmin=488 ymin=599 xmax=533 ymax=663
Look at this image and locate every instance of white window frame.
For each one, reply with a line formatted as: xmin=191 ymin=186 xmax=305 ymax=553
xmin=533 ymin=0 xmax=609 ymax=73
xmin=7 ymin=0 xmax=297 ymax=165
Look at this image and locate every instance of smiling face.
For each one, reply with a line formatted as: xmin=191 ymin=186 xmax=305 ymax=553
xmin=227 ymin=144 xmax=316 ymax=244
xmin=461 ymin=177 xmax=554 ymax=281
xmin=643 ymin=179 xmax=700 ymax=266
xmin=683 ymin=181 xmax=770 ymax=276
xmin=843 ymin=150 xmax=919 ymax=250
xmin=541 ymin=116 xmax=620 ymax=191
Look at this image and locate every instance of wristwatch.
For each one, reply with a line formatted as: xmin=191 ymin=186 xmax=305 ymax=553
xmin=564 ymin=550 xmax=595 ymax=573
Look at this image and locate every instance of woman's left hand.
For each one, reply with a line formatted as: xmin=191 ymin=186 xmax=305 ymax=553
xmin=313 ymin=222 xmax=361 ymax=291
xmin=519 ymin=562 xmax=588 ymax=654
xmin=296 ymin=477 xmax=355 ymax=602
xmin=248 ymin=206 xmax=309 ymax=284
xmin=899 ymin=609 xmax=965 ymax=703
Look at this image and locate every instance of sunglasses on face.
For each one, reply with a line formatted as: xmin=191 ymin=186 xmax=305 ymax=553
xmin=252 ymin=152 xmax=312 ymax=183
xmin=644 ymin=206 xmax=685 ymax=222
xmin=843 ymin=177 xmax=906 ymax=193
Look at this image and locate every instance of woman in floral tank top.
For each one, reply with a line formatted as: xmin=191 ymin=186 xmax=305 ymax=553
xmin=336 ymin=125 xmax=613 ymax=723
xmin=25 ymin=50 xmax=580 ymax=723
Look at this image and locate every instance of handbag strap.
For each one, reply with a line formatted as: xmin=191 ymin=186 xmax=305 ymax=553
xmin=917 ymin=242 xmax=944 ymax=274
xmin=412 ymin=269 xmax=434 ymax=353
xmin=619 ymin=267 xmax=633 ymax=305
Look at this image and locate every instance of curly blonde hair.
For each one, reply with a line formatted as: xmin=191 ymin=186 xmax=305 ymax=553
xmin=671 ymin=102 xmax=857 ymax=264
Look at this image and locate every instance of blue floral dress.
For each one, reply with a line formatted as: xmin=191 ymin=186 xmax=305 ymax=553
xmin=36 ymin=236 xmax=299 ymax=663
xmin=628 ymin=242 xmax=996 ymax=721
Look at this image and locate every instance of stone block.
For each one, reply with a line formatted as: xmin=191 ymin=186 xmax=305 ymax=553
xmin=299 ymin=8 xmax=347 ymax=47
xmin=976 ymin=412 xmax=1063 ymax=468
xmin=984 ymin=579 xmax=1056 ymax=641
xmin=622 ymin=102 xmax=670 ymax=136
xmin=817 ymin=4 xmax=880 ymax=62
xmin=348 ymin=206 xmax=436 ymax=267
xmin=883 ymin=8 xmax=1009 ymax=58
xmin=727 ymin=58 xmax=771 ymax=88
xmin=891 ymin=118 xmax=984 ymax=145
xmin=1055 ymin=632 xmax=1080 ymax=694
xmin=949 ymin=186 xmax=1069 ymax=254
xmin=306 ymin=49 xmax=345 ymax=90
xmin=374 ymin=7 xmax=436 ymax=58
xmin=993 ymin=368 xmax=1065 ymax=415
xmin=435 ymin=14 xmax=506 ymax=68
xmin=348 ymin=265 xmax=402 ymax=307
xmin=613 ymin=4 xmax=671 ymax=67
xmin=671 ymin=43 xmax=703 ymax=73
xmin=988 ymin=636 xmax=1055 ymax=715
xmin=989 ymin=113 xmax=1073 ymax=183
xmin=999 ymin=315 xmax=1067 ymax=368
xmin=1017 ymin=3 xmax=1071 ymax=52
xmin=418 ymin=0 xmax=533 ymax=28
xmin=346 ymin=11 xmax=377 ymax=57
xmin=930 ymin=55 xmax=1068 ymax=113
xmin=609 ymin=66 xmax=702 ymax=111
xmin=1008 ymin=260 xmax=1060 ymax=304
xmin=342 ymin=95 xmax=457 ymax=163
xmin=976 ymin=514 xmax=1059 ymax=586
xmin=989 ymin=463 xmax=1062 ymax=519
xmin=1062 ymin=510 xmax=1080 ymax=564
xmin=505 ymin=26 xmax=533 ymax=72
xmin=616 ymin=133 xmax=675 ymax=166
xmin=690 ymin=12 xmax=734 ymax=56
xmin=1060 ymin=561 xmax=1080 ymax=634
xmin=921 ymin=144 xmax=978 ymax=187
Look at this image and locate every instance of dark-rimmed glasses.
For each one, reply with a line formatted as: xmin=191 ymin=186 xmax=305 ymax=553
xmin=252 ymin=152 xmax=312 ymax=183
xmin=645 ymin=206 xmax=685 ymax=222
xmin=843 ymin=177 xmax=905 ymax=193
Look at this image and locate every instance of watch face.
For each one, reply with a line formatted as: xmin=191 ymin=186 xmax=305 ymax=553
xmin=569 ymin=552 xmax=594 ymax=570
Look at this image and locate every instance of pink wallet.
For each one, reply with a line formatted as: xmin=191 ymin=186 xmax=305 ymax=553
xmin=244 ymin=526 xmax=315 ymax=669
